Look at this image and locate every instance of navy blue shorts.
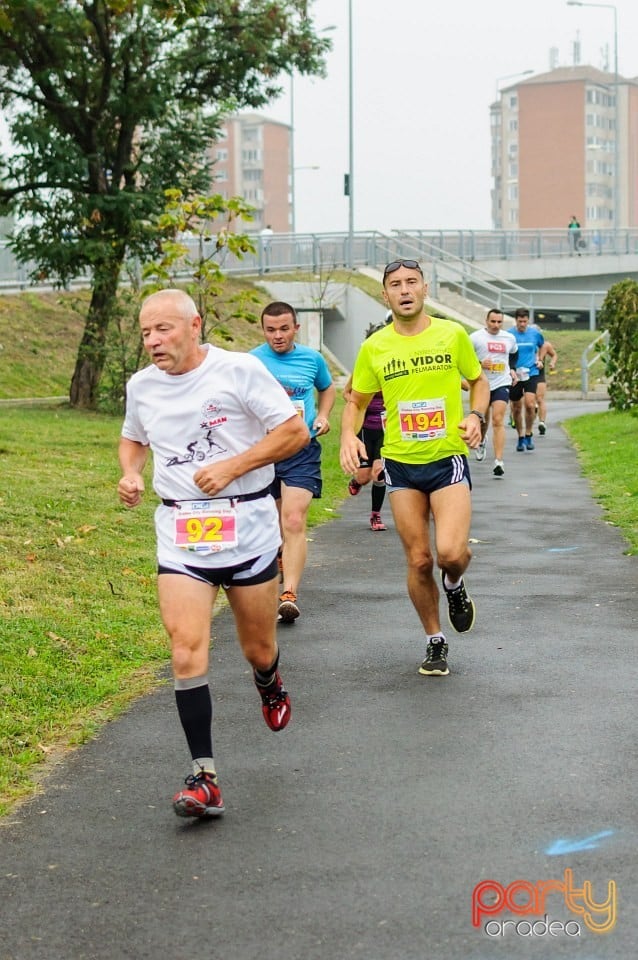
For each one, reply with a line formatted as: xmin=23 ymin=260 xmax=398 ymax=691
xmin=271 ymin=437 xmax=322 ymax=499
xmin=158 ymin=550 xmax=279 ymax=589
xmin=383 ymin=454 xmax=471 ymax=494
xmin=490 ymin=385 xmax=511 ymax=404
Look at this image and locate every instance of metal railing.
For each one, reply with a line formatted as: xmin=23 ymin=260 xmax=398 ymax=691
xmin=0 ymin=228 xmax=631 ymax=331
xmin=387 ymin=227 xmax=638 ymax=260
xmin=3 ymin=226 xmax=638 ymax=287
xmin=581 ymin=330 xmax=610 ymax=397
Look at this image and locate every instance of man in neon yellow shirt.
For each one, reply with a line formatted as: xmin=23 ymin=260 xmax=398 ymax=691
xmin=340 ymin=260 xmax=489 ymax=677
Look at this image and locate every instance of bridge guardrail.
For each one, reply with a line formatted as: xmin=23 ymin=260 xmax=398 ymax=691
xmin=581 ymin=331 xmax=610 ymax=397
xmin=0 ymin=228 xmax=632 ymax=330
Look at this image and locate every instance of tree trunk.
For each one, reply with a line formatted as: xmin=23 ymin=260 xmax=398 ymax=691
xmin=69 ymin=258 xmax=123 ymax=409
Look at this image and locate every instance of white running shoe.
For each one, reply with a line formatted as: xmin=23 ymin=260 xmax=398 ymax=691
xmin=475 ymin=440 xmax=487 ymax=462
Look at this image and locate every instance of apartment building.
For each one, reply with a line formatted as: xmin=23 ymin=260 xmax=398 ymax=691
xmin=209 ymin=113 xmax=291 ymax=233
xmin=491 ymin=65 xmax=638 ymax=230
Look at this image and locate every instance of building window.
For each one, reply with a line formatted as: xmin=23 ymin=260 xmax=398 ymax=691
xmin=216 ymin=149 xmax=228 ymax=161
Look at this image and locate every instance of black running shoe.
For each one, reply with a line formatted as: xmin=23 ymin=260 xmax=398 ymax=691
xmin=419 ymin=639 xmax=449 ymax=676
xmin=441 ymin=572 xmax=476 ymax=633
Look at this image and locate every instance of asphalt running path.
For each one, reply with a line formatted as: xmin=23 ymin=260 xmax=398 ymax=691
xmin=0 ymin=398 xmax=635 ymax=959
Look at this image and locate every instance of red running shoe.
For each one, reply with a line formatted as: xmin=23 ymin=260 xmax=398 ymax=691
xmin=172 ymin=771 xmax=225 ymax=818
xmin=370 ymin=512 xmax=387 ymax=531
xmin=256 ymin=671 xmax=291 ymax=732
xmin=348 ymin=478 xmax=362 ymax=496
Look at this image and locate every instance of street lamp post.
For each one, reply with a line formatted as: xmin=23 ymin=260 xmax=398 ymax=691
xmin=567 ymin=1 xmax=619 ymax=234
xmin=347 ymin=0 xmax=354 ymax=268
xmin=290 ymin=71 xmax=296 ymax=234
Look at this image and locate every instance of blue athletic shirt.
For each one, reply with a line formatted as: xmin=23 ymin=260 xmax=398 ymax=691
xmin=508 ymin=325 xmax=544 ymax=377
xmin=250 ymin=342 xmax=333 ymax=436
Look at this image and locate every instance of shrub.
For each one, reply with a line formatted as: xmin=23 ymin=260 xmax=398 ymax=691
xmin=597 ymin=279 xmax=638 ymax=410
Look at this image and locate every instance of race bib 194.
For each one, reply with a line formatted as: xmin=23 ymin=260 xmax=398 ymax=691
xmin=398 ymin=398 xmax=447 ymax=441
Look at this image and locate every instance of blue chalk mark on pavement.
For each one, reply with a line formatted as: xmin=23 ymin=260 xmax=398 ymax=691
xmin=545 ymin=830 xmax=615 ymax=855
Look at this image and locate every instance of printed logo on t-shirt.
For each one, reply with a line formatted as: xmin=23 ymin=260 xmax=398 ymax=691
xmin=200 ymin=397 xmax=228 ymax=430
xmin=165 ymin=397 xmax=229 ymax=467
xmin=381 ymin=351 xmax=453 ymax=382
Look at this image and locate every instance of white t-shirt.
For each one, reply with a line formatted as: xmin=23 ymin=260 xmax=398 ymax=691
xmin=469 ymin=327 xmax=518 ymax=390
xmin=122 ymin=345 xmax=297 ymax=568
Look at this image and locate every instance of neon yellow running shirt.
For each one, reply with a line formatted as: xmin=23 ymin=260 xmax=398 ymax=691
xmin=351 ymin=317 xmax=482 ymax=464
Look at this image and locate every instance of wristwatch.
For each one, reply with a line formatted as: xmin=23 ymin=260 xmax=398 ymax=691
xmin=469 ymin=409 xmax=486 ymax=424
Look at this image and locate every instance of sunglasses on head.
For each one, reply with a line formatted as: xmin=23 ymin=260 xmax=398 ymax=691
xmin=383 ymin=259 xmax=423 ymax=279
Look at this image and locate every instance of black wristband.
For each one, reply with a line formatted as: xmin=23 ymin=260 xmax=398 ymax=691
xmin=469 ymin=409 xmax=486 ymax=424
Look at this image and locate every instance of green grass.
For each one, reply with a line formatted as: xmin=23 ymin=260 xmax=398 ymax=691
xmin=537 ymin=329 xmax=606 ymax=392
xmin=0 ymin=407 xmax=165 ymax=811
xmin=563 ymin=409 xmax=638 ymax=555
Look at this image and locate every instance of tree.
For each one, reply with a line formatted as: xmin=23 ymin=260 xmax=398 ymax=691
xmin=0 ymin=0 xmax=330 ymax=408
xmin=142 ymin=187 xmax=259 ymax=343
xmin=597 ymin=278 xmax=638 ymax=411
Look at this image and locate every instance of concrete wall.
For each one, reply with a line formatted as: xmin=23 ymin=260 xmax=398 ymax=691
xmin=477 ymin=253 xmax=638 ymax=284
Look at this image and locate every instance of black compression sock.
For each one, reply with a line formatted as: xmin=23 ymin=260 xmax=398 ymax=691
xmin=254 ymin=650 xmax=280 ymax=689
xmin=175 ymin=682 xmax=213 ymax=761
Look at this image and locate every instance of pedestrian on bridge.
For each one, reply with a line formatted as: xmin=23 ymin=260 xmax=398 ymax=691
xmin=568 ymin=215 xmax=582 ymax=256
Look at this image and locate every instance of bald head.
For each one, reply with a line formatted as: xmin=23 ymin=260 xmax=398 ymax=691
xmin=140 ymin=288 xmax=199 ymax=322
xmin=139 ymin=288 xmax=204 ymax=375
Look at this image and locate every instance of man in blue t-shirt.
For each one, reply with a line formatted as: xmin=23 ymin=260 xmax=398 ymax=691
xmin=508 ymin=308 xmax=544 ymax=452
xmin=252 ymin=301 xmax=335 ymax=623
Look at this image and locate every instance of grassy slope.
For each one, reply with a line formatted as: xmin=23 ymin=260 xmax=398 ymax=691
xmin=563 ymin=410 xmax=638 ymax=555
xmin=0 ymin=280 xmax=602 ymax=399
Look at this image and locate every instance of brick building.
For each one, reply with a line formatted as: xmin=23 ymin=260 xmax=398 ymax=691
xmin=491 ymin=65 xmax=638 ymax=230
xmin=209 ymin=113 xmax=291 ymax=233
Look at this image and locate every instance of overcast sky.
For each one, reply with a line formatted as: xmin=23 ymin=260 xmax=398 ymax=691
xmin=259 ymin=0 xmax=638 ymax=234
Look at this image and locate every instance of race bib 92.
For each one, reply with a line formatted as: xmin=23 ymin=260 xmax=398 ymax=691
xmin=172 ymin=500 xmax=238 ymax=554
